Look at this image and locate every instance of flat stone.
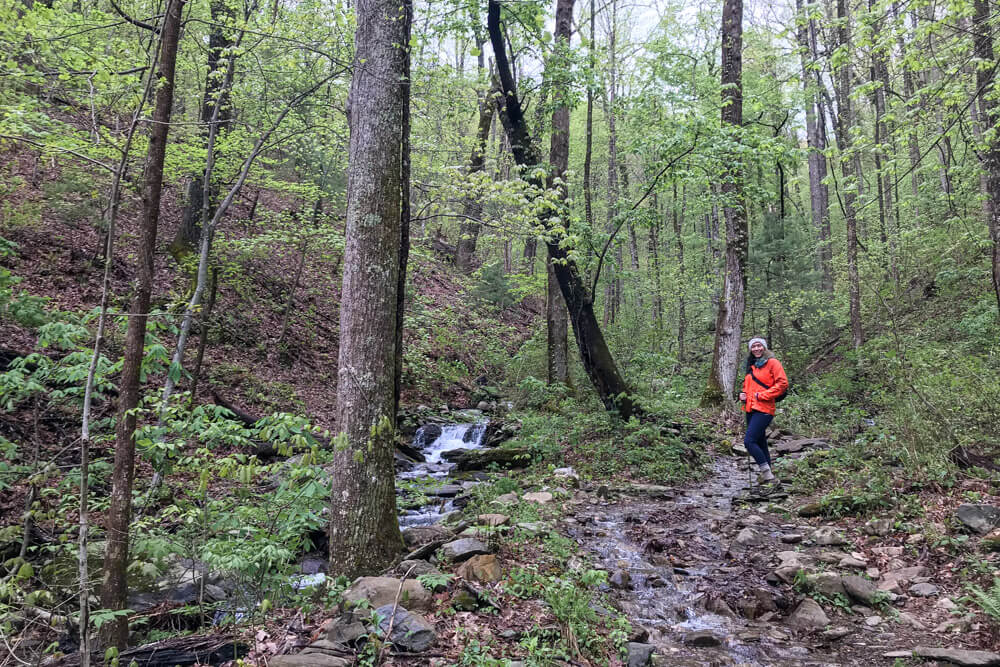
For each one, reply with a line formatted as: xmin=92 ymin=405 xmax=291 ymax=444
xmin=840 ymin=556 xmax=867 ymax=569
xmin=343 ymin=577 xmax=432 ymax=612
xmin=781 ymin=533 xmax=804 ymax=544
xmin=913 ymin=647 xmax=1000 ymax=666
xmin=898 ymin=612 xmax=927 ymax=630
xmin=426 ymin=484 xmax=463 ymax=497
xmin=325 ymin=615 xmax=367 ymax=645
xmin=812 ymin=526 xmax=848 ymax=546
xmin=879 ymin=566 xmax=928 ymax=592
xmin=822 ymin=626 xmax=852 ymax=641
xmin=956 ymin=504 xmax=1000 ymax=534
xmin=807 ymin=573 xmax=846 ymax=598
xmin=842 ymin=575 xmax=878 ymax=606
xmin=493 ymin=492 xmax=519 ymax=505
xmin=269 ymin=656 xmax=351 ymax=667
xmin=909 ymin=582 xmax=940 ymax=597
xmin=515 ymin=521 xmax=550 ymax=535
xmin=786 ymin=598 xmax=829 ymax=629
xmin=522 ymin=491 xmax=553 ymax=504
xmin=477 ymin=513 xmax=509 ymax=526
xmin=871 ymin=546 xmax=904 ymax=557
xmin=375 ymin=605 xmax=436 ymax=652
xmin=626 ymin=642 xmax=655 ymax=667
xmin=773 ymin=565 xmax=805 ymax=584
xmin=864 ymin=615 xmax=882 ymax=627
xmin=440 ymin=538 xmax=489 ymax=562
xmin=684 ymin=630 xmax=723 ymax=647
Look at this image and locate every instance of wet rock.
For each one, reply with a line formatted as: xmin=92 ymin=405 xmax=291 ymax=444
xmin=375 ymin=605 xmax=436 ymax=652
xmin=956 ymin=504 xmax=1000 ymax=534
xmin=781 ymin=533 xmax=804 ymax=544
xmin=684 ymin=630 xmax=723 ymax=647
xmin=343 ymin=577 xmax=432 ymax=612
xmin=522 ymin=491 xmax=553 ymax=504
xmin=401 ymin=525 xmax=452 ymax=548
xmin=269 ymin=656 xmax=351 ymax=667
xmin=442 ymin=446 xmax=532 ymax=471
xmin=427 ymin=484 xmax=463 ymax=498
xmin=864 ymin=519 xmax=893 ymax=536
xmin=811 ymin=526 xmax=848 ymax=546
xmin=912 ymin=647 xmax=1000 ymax=666
xmin=610 ymin=569 xmax=632 ymax=589
xmin=822 ymin=626 xmax=852 ymax=641
xmin=622 ymin=483 xmax=675 ymax=499
xmin=842 ymin=575 xmax=878 ymax=606
xmin=477 ymin=513 xmax=510 ymax=526
xmin=733 ymin=527 xmax=762 ymax=547
xmin=625 ymin=642 xmax=655 ymax=667
xmin=797 ymin=502 xmax=824 ymax=517
xmin=705 ymin=596 xmax=738 ymax=619
xmin=909 ymin=582 xmax=940 ymax=597
xmin=440 ymin=538 xmax=489 ymax=562
xmin=456 ymin=554 xmax=501 ymax=583
xmin=786 ymin=598 xmax=830 ymax=630
xmin=753 ymin=588 xmax=780 ymax=613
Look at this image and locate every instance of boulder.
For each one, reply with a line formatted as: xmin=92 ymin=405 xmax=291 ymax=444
xmin=522 ymin=491 xmax=553 ymax=504
xmin=956 ymin=504 xmax=1000 ymax=534
xmin=841 ymin=575 xmax=878 ymax=606
xmin=426 ymin=484 xmax=463 ymax=498
xmin=879 ymin=566 xmax=928 ymax=593
xmin=441 ymin=446 xmax=532 ymax=471
xmin=786 ymin=598 xmax=829 ymax=630
xmin=733 ymin=528 xmax=762 ymax=547
xmin=807 ymin=573 xmax=846 ymax=598
xmin=626 ymin=642 xmax=655 ymax=667
xmin=456 ymin=554 xmax=501 ymax=583
xmin=440 ymin=538 xmax=489 ymax=562
xmin=343 ymin=577 xmax=432 ymax=612
xmin=492 ymin=492 xmax=520 ymax=506
xmin=325 ymin=615 xmax=367 ymax=645
xmin=375 ymin=605 xmax=436 ymax=652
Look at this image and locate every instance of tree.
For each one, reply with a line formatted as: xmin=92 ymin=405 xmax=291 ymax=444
xmin=972 ymin=0 xmax=1000 ymax=315
xmin=487 ymin=0 xmax=635 ymax=419
xmin=100 ymin=0 xmax=185 ymax=650
xmin=701 ymin=0 xmax=746 ymax=408
xmin=327 ymin=0 xmax=409 ymax=576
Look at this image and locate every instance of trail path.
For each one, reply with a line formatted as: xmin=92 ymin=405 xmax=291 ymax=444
xmin=561 ymin=451 xmax=994 ymax=666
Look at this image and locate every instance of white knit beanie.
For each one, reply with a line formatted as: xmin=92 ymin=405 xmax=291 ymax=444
xmin=747 ymin=337 xmax=768 ymax=351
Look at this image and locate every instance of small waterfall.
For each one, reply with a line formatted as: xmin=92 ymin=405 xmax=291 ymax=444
xmin=416 ymin=422 xmax=488 ymax=464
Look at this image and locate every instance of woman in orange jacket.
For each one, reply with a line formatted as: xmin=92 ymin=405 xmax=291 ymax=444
xmin=739 ymin=337 xmax=788 ymax=483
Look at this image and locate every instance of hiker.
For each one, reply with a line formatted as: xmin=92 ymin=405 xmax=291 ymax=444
xmin=739 ymin=337 xmax=788 ymax=484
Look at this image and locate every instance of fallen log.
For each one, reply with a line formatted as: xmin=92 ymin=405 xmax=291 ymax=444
xmin=54 ymin=635 xmax=248 ymax=667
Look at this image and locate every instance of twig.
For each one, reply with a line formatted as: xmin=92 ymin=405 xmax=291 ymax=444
xmin=375 ymin=564 xmax=417 ymax=665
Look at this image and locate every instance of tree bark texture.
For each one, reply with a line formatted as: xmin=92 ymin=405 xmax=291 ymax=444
xmin=835 ymin=0 xmax=863 ymax=351
xmin=672 ymin=182 xmax=687 ymax=362
xmin=546 ymin=0 xmax=572 ymax=386
xmin=329 ymin=0 xmax=407 ymax=577
xmin=973 ymin=0 xmax=1000 ymax=315
xmin=101 ymin=0 xmax=184 ymax=650
xmin=795 ymin=0 xmax=832 ymax=292
xmin=172 ymin=0 xmax=234 ymax=257
xmin=702 ymin=0 xmax=747 ymax=408
xmin=454 ymin=83 xmax=494 ymax=273
xmin=583 ymin=0 xmax=596 ymax=237
xmin=603 ymin=0 xmax=622 ymax=323
xmin=488 ymin=0 xmax=635 ymax=419
xmin=394 ymin=0 xmax=413 ymax=421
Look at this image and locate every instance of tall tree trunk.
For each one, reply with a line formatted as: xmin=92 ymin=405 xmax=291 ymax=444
xmin=546 ymin=0 xmax=572 ymax=385
xmin=649 ymin=191 xmax=663 ymax=328
xmin=702 ymin=0 xmax=746 ymax=408
xmin=171 ymin=0 xmax=234 ymax=259
xmin=329 ymin=0 xmax=408 ymax=576
xmin=455 ymin=73 xmax=494 ymax=273
xmin=394 ymin=0 xmax=412 ymax=421
xmin=796 ymin=0 xmax=832 ymax=291
xmin=672 ymin=181 xmax=687 ymax=362
xmin=604 ymin=0 xmax=622 ymax=321
xmin=488 ymin=0 xmax=634 ymax=418
xmin=583 ymin=0 xmax=596 ymax=238
xmin=834 ymin=0 xmax=863 ymax=350
xmin=973 ymin=0 xmax=1000 ymax=314
xmin=101 ymin=0 xmax=184 ymax=650
xmin=895 ymin=2 xmax=922 ymax=222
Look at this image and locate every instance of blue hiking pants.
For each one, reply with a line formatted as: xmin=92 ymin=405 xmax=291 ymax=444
xmin=744 ymin=410 xmax=774 ymax=467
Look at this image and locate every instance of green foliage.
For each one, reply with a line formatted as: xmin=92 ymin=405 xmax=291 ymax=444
xmin=966 ymin=578 xmax=1000 ymax=624
xmin=471 ymin=262 xmax=516 ymax=309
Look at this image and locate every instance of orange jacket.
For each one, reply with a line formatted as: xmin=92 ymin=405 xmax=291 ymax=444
xmin=742 ymin=356 xmax=788 ymax=415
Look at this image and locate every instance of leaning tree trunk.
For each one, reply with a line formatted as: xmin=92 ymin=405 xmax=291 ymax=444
xmin=101 ymin=0 xmax=184 ymax=650
xmin=329 ymin=0 xmax=408 ymax=576
xmin=488 ymin=0 xmax=634 ymax=419
xmin=546 ymin=0 xmax=572 ymax=386
xmin=973 ymin=0 xmax=1000 ymax=315
xmin=702 ymin=0 xmax=747 ymax=409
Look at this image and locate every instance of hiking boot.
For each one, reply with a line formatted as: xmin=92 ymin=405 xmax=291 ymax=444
xmin=758 ymin=467 xmax=775 ymax=483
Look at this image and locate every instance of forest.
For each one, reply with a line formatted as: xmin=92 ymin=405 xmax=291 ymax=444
xmin=1 ymin=0 xmax=1000 ymax=664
